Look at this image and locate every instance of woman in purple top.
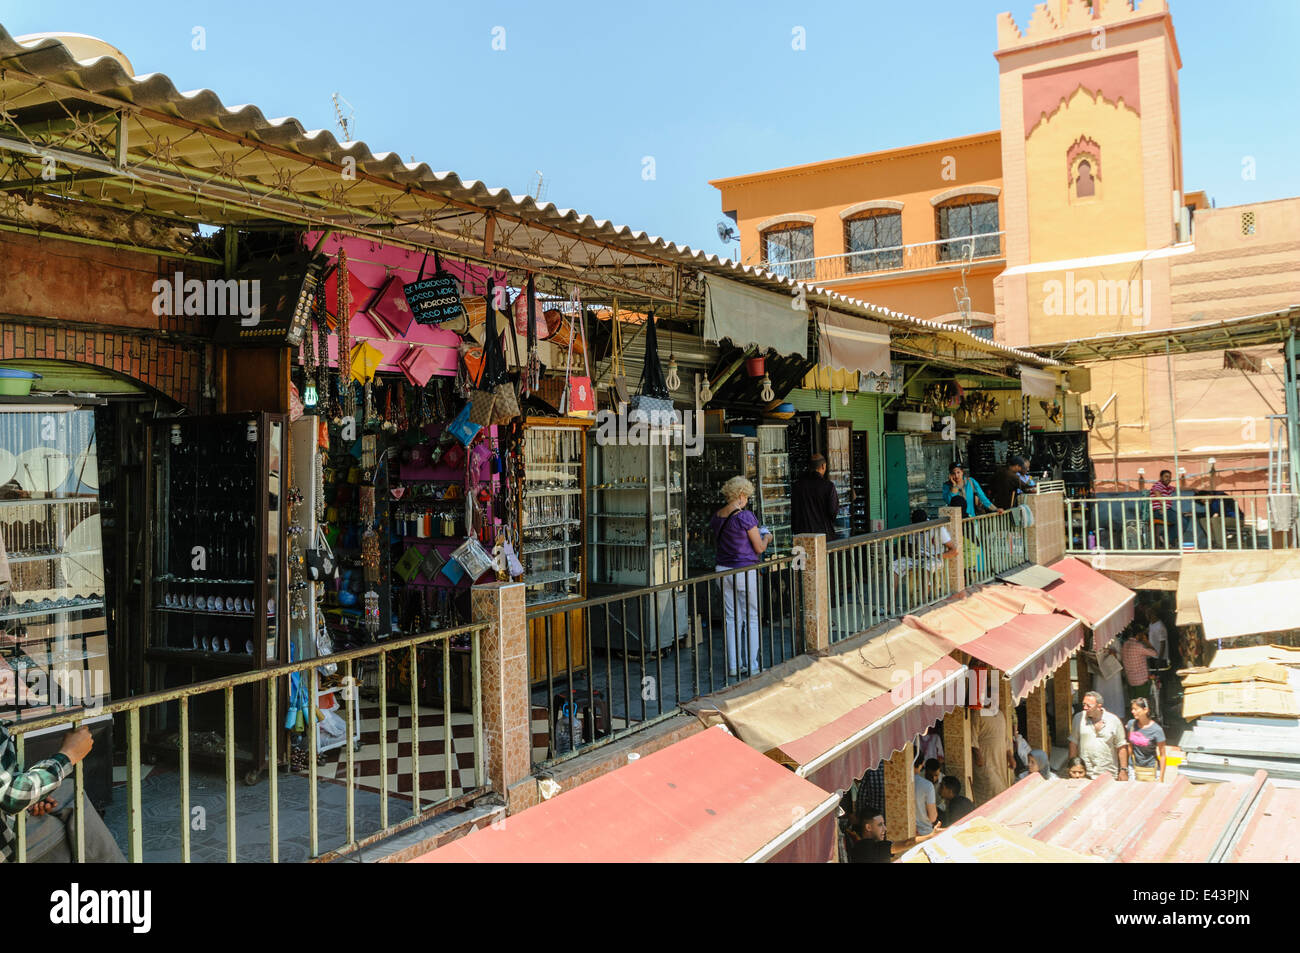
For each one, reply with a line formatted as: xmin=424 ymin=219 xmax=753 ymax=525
xmin=710 ymin=476 xmax=772 ymax=678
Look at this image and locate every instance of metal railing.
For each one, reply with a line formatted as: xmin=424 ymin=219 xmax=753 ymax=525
xmin=827 ymin=520 xmax=956 ymax=643
xmin=963 ymin=510 xmax=1029 ymax=585
xmin=762 ymin=232 xmax=1004 ymax=283
xmin=1065 ymin=491 xmax=1300 ymax=554
xmin=9 ymin=622 xmax=487 ymax=863
xmin=528 ymin=554 xmax=803 ymax=766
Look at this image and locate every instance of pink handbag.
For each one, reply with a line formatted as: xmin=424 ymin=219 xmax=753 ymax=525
xmin=322 ymin=266 xmax=372 ymax=330
xmin=365 ymin=275 xmax=414 ymax=339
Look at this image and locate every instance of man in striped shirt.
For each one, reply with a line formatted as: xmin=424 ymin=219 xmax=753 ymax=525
xmin=0 ymin=663 xmax=123 ymax=862
xmin=1149 ymin=469 xmax=1176 ymax=546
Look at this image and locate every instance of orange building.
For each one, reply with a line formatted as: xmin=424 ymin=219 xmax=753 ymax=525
xmin=712 ymin=0 xmax=1300 ymax=492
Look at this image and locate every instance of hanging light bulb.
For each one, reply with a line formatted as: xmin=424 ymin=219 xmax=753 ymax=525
xmin=665 ymin=355 xmax=680 ymax=391
xmin=246 ymin=420 xmax=259 ymax=442
xmin=170 ymin=423 xmax=183 ymax=446
xmin=841 ymin=385 xmax=850 ymax=407
xmin=760 ymin=373 xmax=774 ymax=403
xmin=303 ymin=382 xmax=319 ymax=409
xmin=700 ymin=375 xmax=714 ymax=403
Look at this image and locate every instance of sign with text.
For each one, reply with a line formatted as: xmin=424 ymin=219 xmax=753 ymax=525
xmin=406 ymin=270 xmax=463 ymax=325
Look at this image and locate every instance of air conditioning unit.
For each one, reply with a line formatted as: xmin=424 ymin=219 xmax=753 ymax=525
xmin=896 ymin=411 xmax=934 ymax=432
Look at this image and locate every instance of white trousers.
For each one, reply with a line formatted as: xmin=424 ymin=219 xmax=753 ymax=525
xmin=718 ymin=565 xmax=760 ymax=675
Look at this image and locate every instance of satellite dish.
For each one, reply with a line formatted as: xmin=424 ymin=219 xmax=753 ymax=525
xmin=717 ymin=222 xmax=739 ymax=244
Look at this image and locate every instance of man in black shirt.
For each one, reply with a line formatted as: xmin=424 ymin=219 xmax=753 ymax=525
xmin=791 ymin=454 xmax=840 ymax=538
xmin=848 ymin=811 xmax=893 ymax=863
xmin=990 ymin=455 xmax=1028 ymax=510
xmin=938 ymin=775 xmax=975 ymax=827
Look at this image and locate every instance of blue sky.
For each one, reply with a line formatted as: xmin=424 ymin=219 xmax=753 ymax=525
xmin=3 ymin=1 xmax=1297 ymax=258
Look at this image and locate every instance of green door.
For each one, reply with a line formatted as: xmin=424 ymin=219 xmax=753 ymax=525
xmin=884 ymin=433 xmax=910 ymax=528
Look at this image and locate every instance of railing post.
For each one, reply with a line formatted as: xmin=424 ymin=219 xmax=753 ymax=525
xmin=794 ymin=533 xmax=830 ymax=654
xmin=942 ymin=507 xmax=965 ymax=594
xmin=472 ymin=582 xmax=531 ymax=806
xmin=1022 ymin=490 xmax=1065 ymax=565
xmin=883 ymin=741 xmax=917 ymax=841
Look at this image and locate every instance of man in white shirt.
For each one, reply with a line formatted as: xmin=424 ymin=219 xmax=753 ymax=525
xmin=1068 ymin=690 xmax=1128 ymax=779
xmin=1144 ymin=605 xmax=1168 ymax=660
xmin=914 ymin=757 xmax=941 ymax=835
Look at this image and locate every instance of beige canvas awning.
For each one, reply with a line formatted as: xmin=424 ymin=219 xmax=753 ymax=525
xmin=1198 ymin=579 xmax=1300 ymax=641
xmin=687 ymin=622 xmax=965 ymax=792
xmin=1176 ymin=550 xmax=1300 ymax=626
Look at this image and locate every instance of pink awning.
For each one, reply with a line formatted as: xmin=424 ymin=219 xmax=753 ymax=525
xmin=1044 ymin=557 xmax=1135 ymax=651
xmin=961 ymin=612 xmax=1084 ymax=702
xmin=413 ymin=727 xmax=840 ymax=863
xmin=778 ymin=655 xmax=969 ymax=793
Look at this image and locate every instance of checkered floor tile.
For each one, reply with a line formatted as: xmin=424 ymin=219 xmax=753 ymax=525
xmin=317 ymin=700 xmax=480 ymax=806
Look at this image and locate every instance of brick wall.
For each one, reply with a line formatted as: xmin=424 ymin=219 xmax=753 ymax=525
xmin=0 ymin=320 xmax=205 ymax=409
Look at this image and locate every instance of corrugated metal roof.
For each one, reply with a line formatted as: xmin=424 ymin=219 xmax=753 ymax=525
xmin=965 ymin=770 xmax=1297 ymax=862
xmin=0 ymin=26 xmax=1061 ymax=375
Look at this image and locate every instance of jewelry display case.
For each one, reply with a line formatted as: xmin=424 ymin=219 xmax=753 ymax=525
xmin=0 ymin=399 xmax=112 ymax=806
xmin=587 ymin=423 xmax=688 ymax=652
xmin=756 ymin=424 xmax=792 ymax=551
xmin=517 ymin=417 xmax=589 ymax=681
xmin=824 ymin=420 xmax=852 ymax=539
xmin=141 ymin=412 xmax=288 ymax=781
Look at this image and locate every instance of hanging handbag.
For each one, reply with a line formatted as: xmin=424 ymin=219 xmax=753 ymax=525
xmin=610 ymin=296 xmax=630 ymax=406
xmin=450 ymin=536 xmax=495 ymax=582
xmin=448 ymin=402 xmax=482 ymax=446
xmin=629 ymin=309 xmax=674 ymax=422
xmin=561 ymin=291 xmax=595 ymax=417
xmin=406 ymin=252 xmax=464 ymax=326
xmin=364 ymin=274 xmax=409 ymax=339
xmin=467 ymin=390 xmax=496 ymax=426
xmin=479 ymin=277 xmax=521 ymax=425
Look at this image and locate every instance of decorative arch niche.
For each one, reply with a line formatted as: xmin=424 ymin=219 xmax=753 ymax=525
xmin=1067 ymin=135 xmax=1101 ymax=202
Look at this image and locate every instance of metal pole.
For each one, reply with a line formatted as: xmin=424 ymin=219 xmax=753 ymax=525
xmin=1286 ymin=331 xmax=1300 ymax=496
xmin=1166 ymin=340 xmax=1180 ymax=491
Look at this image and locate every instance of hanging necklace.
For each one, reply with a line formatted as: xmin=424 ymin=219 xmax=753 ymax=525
xmin=337 ymin=247 xmax=356 ymax=425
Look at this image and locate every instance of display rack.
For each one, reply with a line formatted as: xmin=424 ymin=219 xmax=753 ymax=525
xmin=756 ymin=424 xmax=792 ymax=551
xmin=850 ymin=430 xmax=870 ymax=535
xmin=686 ymin=434 xmax=756 ymax=573
xmin=824 ymin=421 xmax=852 ymax=539
xmin=518 ymin=417 xmax=589 ymax=682
xmin=587 ymin=423 xmax=688 ymax=652
xmin=0 ymin=399 xmax=113 ymax=806
xmin=141 ymin=412 xmax=288 ymax=783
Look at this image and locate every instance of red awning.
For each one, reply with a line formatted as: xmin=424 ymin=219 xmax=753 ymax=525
xmin=412 ymin=727 xmax=840 ymax=863
xmin=776 ymin=655 xmax=968 ymax=794
xmin=1043 ymin=557 xmax=1135 ymax=651
xmin=960 ymin=612 xmax=1084 ymax=702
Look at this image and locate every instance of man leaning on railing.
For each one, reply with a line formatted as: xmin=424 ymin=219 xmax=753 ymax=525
xmin=0 ymin=663 xmax=123 ymax=863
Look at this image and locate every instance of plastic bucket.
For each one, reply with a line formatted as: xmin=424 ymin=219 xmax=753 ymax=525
xmin=0 ymin=369 xmax=40 ymax=396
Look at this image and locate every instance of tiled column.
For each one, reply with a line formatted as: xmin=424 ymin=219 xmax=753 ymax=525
xmin=883 ymin=741 xmax=916 ymax=841
xmin=472 ymin=581 xmax=530 ymax=800
xmin=1026 ymin=682 xmax=1049 ymax=752
xmin=1001 ymin=675 xmax=1015 ymax=790
xmin=942 ymin=706 xmax=972 ymax=803
xmin=1024 ymin=490 xmax=1065 ymax=565
xmin=794 ymin=533 xmax=829 ymax=654
xmin=1053 ymin=666 xmax=1074 ymax=743
xmin=941 ymin=506 xmax=965 ymax=595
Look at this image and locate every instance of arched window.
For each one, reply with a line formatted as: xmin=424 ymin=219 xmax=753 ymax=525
xmin=1067 ymin=136 xmax=1101 ymax=202
xmin=761 ymin=224 xmax=814 ymax=279
xmin=843 ymin=211 xmax=903 ymax=273
xmin=934 ymin=198 xmax=1000 ymax=262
